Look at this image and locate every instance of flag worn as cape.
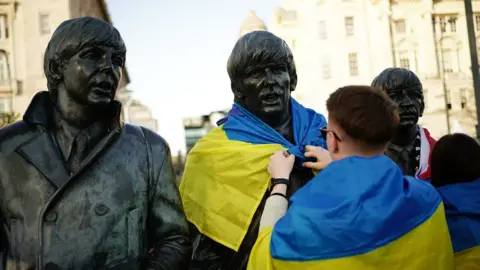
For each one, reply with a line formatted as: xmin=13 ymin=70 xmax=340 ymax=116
xmin=416 ymin=126 xmax=436 ymax=180
xmin=438 ymin=178 xmax=480 ymax=269
xmin=248 ymin=155 xmax=454 ymax=270
xmin=180 ymin=98 xmax=327 ymax=251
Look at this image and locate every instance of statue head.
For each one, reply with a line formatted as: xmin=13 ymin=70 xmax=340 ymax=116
xmin=227 ymin=31 xmax=297 ymax=124
xmin=371 ymin=68 xmax=424 ymax=128
xmin=44 ymin=16 xmax=126 ymax=108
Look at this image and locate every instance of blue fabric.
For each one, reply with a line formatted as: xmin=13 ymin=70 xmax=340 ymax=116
xmin=270 ymin=155 xmax=441 ymax=261
xmin=438 ymin=178 xmax=480 ymax=253
xmin=217 ymin=98 xmax=327 ymax=168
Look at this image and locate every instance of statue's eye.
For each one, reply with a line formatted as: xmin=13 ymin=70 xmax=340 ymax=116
xmin=112 ymin=56 xmax=124 ymax=67
xmin=273 ymin=67 xmax=284 ymax=74
xmin=248 ymin=71 xmax=263 ymax=78
xmin=83 ymin=51 xmax=99 ymax=59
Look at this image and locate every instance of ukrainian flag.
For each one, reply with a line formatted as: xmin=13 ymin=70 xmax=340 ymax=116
xmin=438 ymin=179 xmax=480 ymax=269
xmin=248 ymin=155 xmax=455 ymax=270
xmin=179 ymin=98 xmax=327 ymax=252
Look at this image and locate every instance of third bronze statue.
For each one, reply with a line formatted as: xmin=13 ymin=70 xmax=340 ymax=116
xmin=371 ymin=67 xmax=436 ymax=180
xmin=180 ymin=31 xmax=328 ymax=269
xmin=0 ymin=17 xmax=191 ymax=269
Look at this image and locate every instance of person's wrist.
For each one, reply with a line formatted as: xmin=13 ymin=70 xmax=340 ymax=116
xmin=271 ymin=173 xmax=290 ymax=179
xmin=271 ymin=183 xmax=287 ymax=194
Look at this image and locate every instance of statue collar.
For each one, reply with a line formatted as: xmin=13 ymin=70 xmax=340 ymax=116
xmin=23 ymin=91 xmax=123 ymax=131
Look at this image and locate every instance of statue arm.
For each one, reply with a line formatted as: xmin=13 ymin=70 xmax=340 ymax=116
xmin=0 ymin=212 xmax=7 ymax=270
xmin=188 ymin=222 xmax=234 ymax=270
xmin=143 ymin=128 xmax=192 ymax=270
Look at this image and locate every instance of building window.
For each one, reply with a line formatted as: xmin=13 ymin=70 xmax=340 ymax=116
xmin=476 ymin=15 xmax=480 ymax=31
xmin=39 ymin=13 xmax=51 ymax=35
xmin=0 ymin=97 xmax=9 ymax=113
xmin=399 ymin=51 xmax=410 ymax=69
xmin=449 ymin=17 xmax=457 ymax=32
xmin=395 ymin=19 xmax=406 ymax=34
xmin=442 ymin=50 xmax=453 ymax=73
xmin=345 ymin=16 xmax=354 ymax=36
xmin=318 ymin=21 xmax=327 ymax=39
xmin=348 ymin=52 xmax=358 ymax=76
xmin=0 ymin=15 xmax=8 ymax=40
xmin=322 ymin=56 xmax=331 ymax=79
xmin=0 ymin=54 xmax=7 ymax=85
xmin=281 ymin=10 xmax=297 ymax=21
xmin=440 ymin=17 xmax=447 ymax=32
xmin=460 ymin=88 xmax=468 ymax=109
xmin=445 ymin=88 xmax=452 ymax=109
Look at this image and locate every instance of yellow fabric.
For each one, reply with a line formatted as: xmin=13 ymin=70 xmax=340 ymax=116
xmin=179 ymin=126 xmax=284 ymax=251
xmin=455 ymin=245 xmax=480 ymax=269
xmin=248 ymin=203 xmax=454 ymax=270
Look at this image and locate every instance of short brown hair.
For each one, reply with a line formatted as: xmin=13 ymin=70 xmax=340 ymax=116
xmin=326 ymin=85 xmax=399 ymax=147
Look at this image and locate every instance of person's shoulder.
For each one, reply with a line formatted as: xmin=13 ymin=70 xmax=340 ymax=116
xmin=124 ymin=123 xmax=170 ymax=155
xmin=0 ymin=120 xmax=29 ymax=139
xmin=404 ymin=175 xmax=442 ymax=205
xmin=0 ymin=120 xmax=35 ymax=151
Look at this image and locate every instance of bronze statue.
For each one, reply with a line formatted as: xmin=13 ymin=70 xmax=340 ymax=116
xmin=0 ymin=17 xmax=191 ymax=269
xmin=371 ymin=68 xmax=436 ymax=180
xmin=181 ymin=31 xmax=327 ymax=269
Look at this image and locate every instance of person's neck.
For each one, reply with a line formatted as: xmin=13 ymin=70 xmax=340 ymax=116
xmin=391 ymin=124 xmax=417 ymax=146
xmin=337 ymin=148 xmax=385 ymax=160
xmin=55 ymin=86 xmax=97 ymax=128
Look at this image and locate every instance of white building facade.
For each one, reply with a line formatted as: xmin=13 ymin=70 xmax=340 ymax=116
xmin=267 ymin=0 xmax=480 ymax=139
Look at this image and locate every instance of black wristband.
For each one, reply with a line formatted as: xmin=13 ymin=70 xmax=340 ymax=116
xmin=270 ymin=192 xmax=287 ymax=200
xmin=271 ymin=178 xmax=289 ymax=187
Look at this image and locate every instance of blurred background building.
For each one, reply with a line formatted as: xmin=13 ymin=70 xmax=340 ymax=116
xmin=183 ymin=110 xmax=228 ymax=153
xmin=265 ymin=0 xmax=480 ymax=139
xmin=0 ymin=0 xmax=157 ymax=132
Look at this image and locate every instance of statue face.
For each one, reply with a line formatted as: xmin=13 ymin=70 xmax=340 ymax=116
xmin=238 ymin=60 xmax=291 ymax=120
xmin=386 ymin=87 xmax=423 ymax=127
xmin=61 ymin=44 xmax=124 ymax=107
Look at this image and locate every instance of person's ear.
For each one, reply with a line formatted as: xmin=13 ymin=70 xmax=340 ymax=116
xmin=47 ymin=59 xmax=63 ymax=83
xmin=232 ymin=81 xmax=244 ymax=100
xmin=329 ymin=132 xmax=339 ymax=153
xmin=419 ymin=99 xmax=425 ymax=118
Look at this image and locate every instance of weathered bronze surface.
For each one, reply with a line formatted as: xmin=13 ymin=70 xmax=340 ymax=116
xmin=188 ymin=31 xmax=314 ymax=270
xmin=372 ymin=67 xmax=425 ymax=176
xmin=0 ymin=17 xmax=191 ymax=270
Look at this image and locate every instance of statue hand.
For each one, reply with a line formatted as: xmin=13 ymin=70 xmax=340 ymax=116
xmin=268 ymin=150 xmax=295 ymax=179
xmin=303 ymin=145 xmax=331 ymax=170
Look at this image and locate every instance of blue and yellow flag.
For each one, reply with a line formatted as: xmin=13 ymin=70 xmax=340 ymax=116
xmin=179 ymin=98 xmax=327 ymax=251
xmin=248 ymin=155 xmax=454 ymax=270
xmin=438 ymin=179 xmax=480 ymax=269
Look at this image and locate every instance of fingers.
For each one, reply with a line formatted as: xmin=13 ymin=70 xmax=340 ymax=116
xmin=304 ymin=150 xmax=319 ymax=159
xmin=305 ymin=145 xmax=320 ymax=151
xmin=303 ymin=161 xmax=324 ymax=170
xmin=287 ymin=153 xmax=295 ymax=162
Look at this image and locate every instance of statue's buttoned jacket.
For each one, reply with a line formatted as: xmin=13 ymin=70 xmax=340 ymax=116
xmin=0 ymin=92 xmax=191 ymax=270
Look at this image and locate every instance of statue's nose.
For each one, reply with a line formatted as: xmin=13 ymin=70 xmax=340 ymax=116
xmin=265 ymin=68 xmax=274 ymax=84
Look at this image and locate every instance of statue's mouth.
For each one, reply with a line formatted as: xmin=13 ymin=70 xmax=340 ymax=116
xmin=92 ymin=82 xmax=113 ymax=92
xmin=262 ymin=93 xmax=279 ymax=103
xmin=400 ymin=113 xmax=417 ymax=120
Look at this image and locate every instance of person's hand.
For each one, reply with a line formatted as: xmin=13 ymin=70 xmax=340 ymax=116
xmin=303 ymin=145 xmax=332 ymax=170
xmin=268 ymin=150 xmax=295 ymax=179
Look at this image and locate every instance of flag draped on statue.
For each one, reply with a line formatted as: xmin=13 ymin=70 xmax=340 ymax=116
xmin=179 ymin=98 xmax=327 ymax=251
xmin=248 ymin=155 xmax=454 ymax=270
xmin=438 ymin=179 xmax=480 ymax=269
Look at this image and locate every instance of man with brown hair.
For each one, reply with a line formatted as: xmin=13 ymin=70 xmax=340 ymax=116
xmin=247 ymin=86 xmax=454 ymax=270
